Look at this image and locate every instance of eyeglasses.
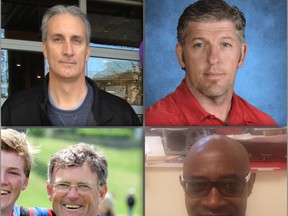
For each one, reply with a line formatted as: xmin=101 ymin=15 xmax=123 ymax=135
xmin=51 ymin=182 xmax=100 ymax=193
xmin=179 ymin=172 xmax=251 ymax=198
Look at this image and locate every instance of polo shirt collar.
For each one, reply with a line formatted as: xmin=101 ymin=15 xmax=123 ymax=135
xmin=174 ymin=80 xmax=213 ymax=125
xmin=174 ymin=80 xmax=248 ymax=125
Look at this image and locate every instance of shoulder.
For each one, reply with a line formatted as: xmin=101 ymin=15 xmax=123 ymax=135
xmin=2 ymin=86 xmax=42 ymax=110
xmin=145 ymin=80 xmax=189 ymax=117
xmin=98 ymin=88 xmax=137 ymax=113
xmin=16 ymin=206 xmax=54 ymax=216
xmin=1 ymin=86 xmax=44 ymax=126
xmin=99 ymin=89 xmax=141 ymax=125
xmin=234 ymin=94 xmax=277 ymax=126
xmin=32 ymin=207 xmax=54 ymax=216
xmin=88 ymin=79 xmax=140 ymax=125
xmin=145 ymin=95 xmax=185 ymax=126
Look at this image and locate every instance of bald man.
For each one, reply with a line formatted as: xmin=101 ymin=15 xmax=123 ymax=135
xmin=180 ymin=135 xmax=256 ymax=216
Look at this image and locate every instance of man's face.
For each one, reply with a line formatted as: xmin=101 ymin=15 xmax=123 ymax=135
xmin=183 ymin=149 xmax=253 ymax=216
xmin=46 ymin=163 xmax=107 ymax=216
xmin=42 ymin=13 xmax=90 ymax=80
xmin=1 ymin=151 xmax=29 ymax=215
xmin=176 ymin=21 xmax=247 ymax=99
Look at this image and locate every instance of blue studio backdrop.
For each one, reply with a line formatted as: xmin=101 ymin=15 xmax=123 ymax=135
xmin=144 ymin=0 xmax=287 ymax=125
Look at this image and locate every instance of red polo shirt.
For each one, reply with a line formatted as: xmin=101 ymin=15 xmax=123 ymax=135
xmin=145 ymin=80 xmax=277 ymax=126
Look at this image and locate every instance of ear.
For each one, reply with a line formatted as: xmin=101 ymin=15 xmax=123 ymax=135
xmin=22 ymin=177 xmax=29 ymax=190
xmin=42 ymin=42 xmax=48 ymax=59
xmin=176 ymin=43 xmax=186 ymax=70
xmin=46 ymin=181 xmax=53 ymax=201
xmin=99 ymin=184 xmax=108 ymax=203
xmin=247 ymin=172 xmax=256 ymax=196
xmin=238 ymin=43 xmax=247 ymax=68
xmin=85 ymin=45 xmax=91 ymax=62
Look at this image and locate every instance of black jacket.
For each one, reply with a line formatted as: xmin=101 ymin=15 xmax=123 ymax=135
xmin=1 ymin=76 xmax=141 ymax=126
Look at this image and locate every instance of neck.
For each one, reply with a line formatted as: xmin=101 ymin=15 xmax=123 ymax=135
xmin=199 ymin=96 xmax=232 ymax=123
xmin=48 ymin=73 xmax=87 ymax=110
xmin=185 ymin=79 xmax=233 ymax=123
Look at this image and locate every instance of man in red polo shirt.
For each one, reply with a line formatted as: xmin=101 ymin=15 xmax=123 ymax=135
xmin=145 ymin=0 xmax=277 ymax=126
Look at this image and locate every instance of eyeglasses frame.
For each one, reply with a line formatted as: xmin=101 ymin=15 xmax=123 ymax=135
xmin=50 ymin=182 xmax=102 ymax=193
xmin=179 ymin=171 xmax=251 ymax=198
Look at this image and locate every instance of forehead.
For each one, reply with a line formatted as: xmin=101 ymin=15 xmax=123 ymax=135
xmin=183 ymin=149 xmax=248 ymax=179
xmin=52 ymin=162 xmax=98 ymax=183
xmin=47 ymin=13 xmax=86 ymax=37
xmin=185 ymin=20 xmax=238 ymax=40
xmin=1 ymin=150 xmax=26 ymax=171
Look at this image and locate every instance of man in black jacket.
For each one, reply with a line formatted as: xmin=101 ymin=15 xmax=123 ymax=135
xmin=1 ymin=5 xmax=140 ymax=126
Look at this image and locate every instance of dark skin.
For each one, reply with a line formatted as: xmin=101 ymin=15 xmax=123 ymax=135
xmin=182 ymin=135 xmax=256 ymax=216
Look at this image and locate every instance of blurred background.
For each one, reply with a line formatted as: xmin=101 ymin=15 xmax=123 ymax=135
xmin=15 ymin=128 xmax=143 ymax=216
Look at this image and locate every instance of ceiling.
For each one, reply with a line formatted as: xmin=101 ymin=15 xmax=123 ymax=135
xmin=1 ymin=0 xmax=143 ymax=47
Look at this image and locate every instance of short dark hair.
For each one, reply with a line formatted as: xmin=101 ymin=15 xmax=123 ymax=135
xmin=177 ymin=0 xmax=246 ymax=45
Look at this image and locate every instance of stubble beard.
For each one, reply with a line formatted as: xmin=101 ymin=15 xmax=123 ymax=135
xmin=196 ymin=79 xmax=229 ymax=100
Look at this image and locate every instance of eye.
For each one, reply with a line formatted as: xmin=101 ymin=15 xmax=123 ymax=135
xmin=221 ymin=180 xmax=242 ymax=192
xmin=52 ymin=37 xmax=62 ymax=43
xmin=193 ymin=43 xmax=205 ymax=48
xmin=56 ymin=183 xmax=70 ymax=189
xmin=222 ymin=42 xmax=232 ymax=47
xmin=224 ymin=182 xmax=238 ymax=188
xmin=77 ymin=184 xmax=91 ymax=190
xmin=188 ymin=181 xmax=210 ymax=192
xmin=8 ymin=171 xmax=20 ymax=176
xmin=72 ymin=37 xmax=82 ymax=45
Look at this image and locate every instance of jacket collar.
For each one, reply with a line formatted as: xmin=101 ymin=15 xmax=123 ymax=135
xmin=85 ymin=76 xmax=114 ymax=125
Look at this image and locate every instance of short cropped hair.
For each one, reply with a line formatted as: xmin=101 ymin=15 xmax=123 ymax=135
xmin=177 ymin=0 xmax=246 ymax=45
xmin=1 ymin=129 xmax=38 ymax=177
xmin=48 ymin=143 xmax=108 ymax=185
xmin=41 ymin=5 xmax=91 ymax=44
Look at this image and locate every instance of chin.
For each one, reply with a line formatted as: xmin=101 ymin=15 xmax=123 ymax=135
xmin=56 ymin=71 xmax=82 ymax=79
xmin=201 ymin=88 xmax=228 ymax=98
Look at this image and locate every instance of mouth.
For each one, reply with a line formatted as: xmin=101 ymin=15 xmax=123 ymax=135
xmin=60 ymin=61 xmax=76 ymax=65
xmin=64 ymin=204 xmax=82 ymax=210
xmin=200 ymin=214 xmax=229 ymax=216
xmin=1 ymin=189 xmax=10 ymax=196
xmin=203 ymin=72 xmax=225 ymax=77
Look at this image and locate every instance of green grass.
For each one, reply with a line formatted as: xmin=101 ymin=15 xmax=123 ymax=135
xmin=16 ymin=133 xmax=143 ymax=216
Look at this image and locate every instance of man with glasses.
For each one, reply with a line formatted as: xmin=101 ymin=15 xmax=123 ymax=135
xmin=46 ymin=143 xmax=108 ymax=216
xmin=180 ymin=135 xmax=255 ymax=216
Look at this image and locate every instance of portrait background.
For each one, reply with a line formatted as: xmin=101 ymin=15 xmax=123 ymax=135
xmin=144 ymin=0 xmax=287 ymax=125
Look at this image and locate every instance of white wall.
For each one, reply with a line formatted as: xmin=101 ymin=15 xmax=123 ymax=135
xmin=145 ymin=166 xmax=287 ymax=216
xmin=247 ymin=171 xmax=287 ymax=216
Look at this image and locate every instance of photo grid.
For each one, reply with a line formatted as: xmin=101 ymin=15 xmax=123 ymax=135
xmin=0 ymin=1 xmax=287 ymax=216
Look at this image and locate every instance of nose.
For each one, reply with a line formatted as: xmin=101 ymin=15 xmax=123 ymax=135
xmin=201 ymin=187 xmax=227 ymax=211
xmin=62 ymin=40 xmax=74 ymax=56
xmin=66 ymin=186 xmax=80 ymax=199
xmin=207 ymin=45 xmax=220 ymax=65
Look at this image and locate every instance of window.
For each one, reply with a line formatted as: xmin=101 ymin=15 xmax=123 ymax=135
xmin=87 ymin=57 xmax=142 ymax=106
